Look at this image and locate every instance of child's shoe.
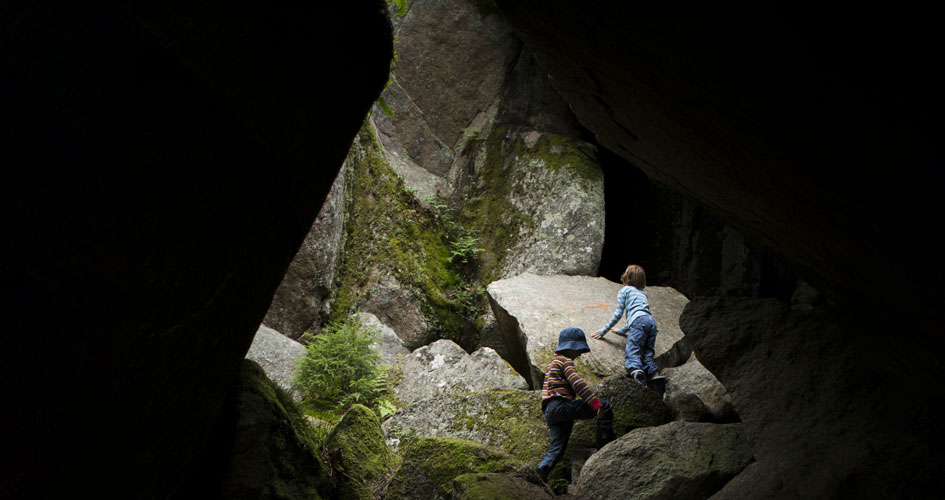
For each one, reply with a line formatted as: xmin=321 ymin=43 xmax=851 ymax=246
xmin=648 ymin=375 xmax=667 ymax=398
xmin=532 ymin=465 xmax=550 ymax=483
xmin=630 ymin=369 xmax=647 ymax=386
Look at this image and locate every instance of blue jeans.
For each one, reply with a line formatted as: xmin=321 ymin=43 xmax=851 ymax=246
xmin=626 ymin=314 xmax=659 ymax=375
xmin=537 ymin=398 xmax=614 ymax=471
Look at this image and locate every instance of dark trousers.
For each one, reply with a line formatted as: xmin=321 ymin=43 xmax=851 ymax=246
xmin=537 ymin=398 xmax=614 ymax=471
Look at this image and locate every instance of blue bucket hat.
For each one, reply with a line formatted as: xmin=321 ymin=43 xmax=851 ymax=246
xmin=556 ymin=327 xmax=590 ymax=353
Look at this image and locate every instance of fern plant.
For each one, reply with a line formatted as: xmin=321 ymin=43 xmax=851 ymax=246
xmin=294 ymin=314 xmax=390 ymax=413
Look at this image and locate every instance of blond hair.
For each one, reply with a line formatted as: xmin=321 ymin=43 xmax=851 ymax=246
xmin=620 ymin=264 xmax=646 ymax=289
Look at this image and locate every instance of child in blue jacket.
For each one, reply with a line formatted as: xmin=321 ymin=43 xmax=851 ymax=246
xmin=592 ymin=264 xmax=660 ymax=386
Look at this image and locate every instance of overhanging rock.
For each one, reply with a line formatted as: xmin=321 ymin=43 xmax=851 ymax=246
xmin=487 ymin=273 xmax=688 ymax=387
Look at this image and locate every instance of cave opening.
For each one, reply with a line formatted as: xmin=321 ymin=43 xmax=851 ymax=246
xmin=596 ymin=145 xmax=798 ymax=303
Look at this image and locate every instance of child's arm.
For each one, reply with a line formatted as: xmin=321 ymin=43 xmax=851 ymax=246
xmin=562 ymin=359 xmax=602 ymax=411
xmin=594 ymin=288 xmax=628 ymax=338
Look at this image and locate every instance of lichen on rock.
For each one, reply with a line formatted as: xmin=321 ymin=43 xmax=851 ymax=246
xmin=458 ymin=126 xmax=605 ymax=281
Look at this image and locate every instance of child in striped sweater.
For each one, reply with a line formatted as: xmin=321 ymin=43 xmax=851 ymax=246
xmin=533 ymin=327 xmax=614 ymax=483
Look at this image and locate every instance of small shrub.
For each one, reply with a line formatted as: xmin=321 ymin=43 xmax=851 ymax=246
xmin=294 ymin=315 xmax=389 ymax=413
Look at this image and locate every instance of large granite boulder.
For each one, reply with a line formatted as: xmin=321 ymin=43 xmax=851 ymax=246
xmin=680 ymin=297 xmax=945 ymax=499
xmin=576 ymin=421 xmax=753 ymax=500
xmin=394 ymin=339 xmax=528 ymax=404
xmin=662 ymin=355 xmax=737 ymax=423
xmin=245 ymin=324 xmax=306 ymax=399
xmin=459 ymin=127 xmax=606 ymax=279
xmin=1 ymin=3 xmax=391 ymax=498
xmin=263 ymin=167 xmax=347 ymax=340
xmin=386 ymin=435 xmax=523 ymax=500
xmin=487 ymin=273 xmax=688 ymax=388
xmin=383 ymin=389 xmax=547 ymax=464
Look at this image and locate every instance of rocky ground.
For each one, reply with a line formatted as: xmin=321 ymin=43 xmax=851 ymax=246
xmin=247 ymin=274 xmax=747 ymax=499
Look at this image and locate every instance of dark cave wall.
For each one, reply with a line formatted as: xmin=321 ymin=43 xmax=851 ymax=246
xmin=495 ymin=1 xmax=945 ymax=328
xmin=1 ymin=2 xmax=391 ymax=499
xmin=495 ymin=0 xmax=945 ymax=497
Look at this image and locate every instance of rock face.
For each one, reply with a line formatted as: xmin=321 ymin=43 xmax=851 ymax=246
xmin=330 ymin=122 xmax=464 ymax=349
xmin=372 ymin=0 xmax=521 ymax=186
xmin=263 ymin=167 xmax=347 ymax=339
xmin=662 ymin=356 xmax=737 ymax=424
xmin=0 ymin=3 xmax=391 ymax=498
xmin=394 ymin=339 xmax=529 ymax=404
xmin=487 ymin=273 xmax=688 ymax=388
xmin=576 ymin=421 xmax=753 ymax=500
xmin=245 ymin=324 xmax=306 ymax=399
xmin=384 ymin=389 xmax=548 ymax=464
xmin=386 ymin=435 xmax=523 ymax=500
xmin=681 ymin=297 xmax=944 ymax=499
xmin=458 ymin=127 xmax=605 ymax=278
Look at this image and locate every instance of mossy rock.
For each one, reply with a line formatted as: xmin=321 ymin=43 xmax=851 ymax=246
xmin=384 ymin=389 xmax=548 ymax=464
xmin=325 ymin=404 xmax=401 ymax=499
xmin=386 ymin=435 xmax=524 ymax=499
xmin=179 ymin=359 xmax=328 ymax=500
xmin=332 ymin=120 xmax=482 ymax=348
xmin=452 ymin=473 xmax=554 ymax=500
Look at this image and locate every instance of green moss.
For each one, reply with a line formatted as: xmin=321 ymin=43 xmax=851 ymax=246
xmin=527 ymin=132 xmax=602 ymax=190
xmin=452 ymin=473 xmax=511 ymax=499
xmin=458 ymin=126 xmax=602 ymax=286
xmin=386 ymin=436 xmax=523 ymax=499
xmin=458 ymin=126 xmax=533 ymax=284
xmin=331 ymin=121 xmax=473 ymax=344
xmin=449 ymin=389 xmax=548 ymax=464
xmin=325 ymin=404 xmax=402 ymax=499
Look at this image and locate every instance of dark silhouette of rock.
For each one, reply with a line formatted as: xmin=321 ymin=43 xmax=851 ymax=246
xmin=0 ymin=3 xmax=391 ymax=498
xmin=576 ymin=421 xmax=753 ymax=500
xmin=682 ymin=297 xmax=944 ymax=498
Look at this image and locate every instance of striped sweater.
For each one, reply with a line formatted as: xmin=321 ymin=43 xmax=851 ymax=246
xmin=541 ymin=355 xmax=603 ymax=411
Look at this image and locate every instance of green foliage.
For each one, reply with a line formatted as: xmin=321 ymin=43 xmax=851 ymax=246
xmin=388 ymin=0 xmax=408 ymax=17
xmin=294 ymin=314 xmax=389 ymax=413
xmin=448 ymin=233 xmax=484 ymax=264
